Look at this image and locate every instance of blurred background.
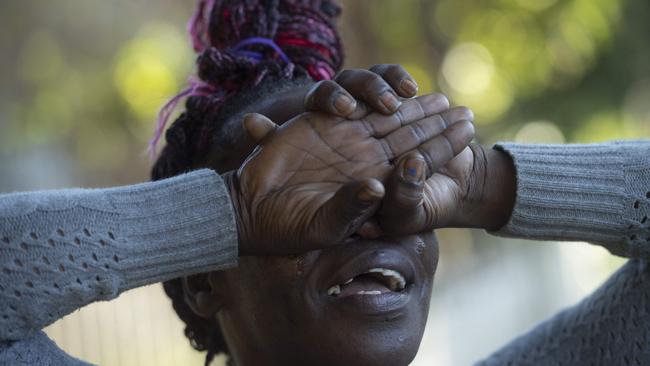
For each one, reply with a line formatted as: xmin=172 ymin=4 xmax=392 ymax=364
xmin=1 ymin=0 xmax=648 ymax=365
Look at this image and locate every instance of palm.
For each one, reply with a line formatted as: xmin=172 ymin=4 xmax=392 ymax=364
xmin=421 ymin=147 xmax=474 ymax=228
xmin=237 ymin=94 xmax=451 ymax=253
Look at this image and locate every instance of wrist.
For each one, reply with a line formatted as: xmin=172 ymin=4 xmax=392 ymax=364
xmin=459 ymin=145 xmax=516 ymax=231
xmin=222 ymin=171 xmax=252 ymax=256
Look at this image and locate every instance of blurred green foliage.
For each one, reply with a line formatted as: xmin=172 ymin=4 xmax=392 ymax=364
xmin=0 ymin=0 xmax=649 ymax=182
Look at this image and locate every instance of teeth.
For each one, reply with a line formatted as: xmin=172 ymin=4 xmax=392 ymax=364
xmin=327 ymin=285 xmax=341 ymax=296
xmin=367 ymin=268 xmax=406 ymax=290
xmin=357 ymin=290 xmax=382 ymax=295
xmin=330 ymin=268 xmax=407 ymax=296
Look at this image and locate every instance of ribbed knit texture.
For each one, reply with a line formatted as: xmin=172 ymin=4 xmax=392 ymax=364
xmin=493 ymin=140 xmax=650 ymax=258
xmin=479 ymin=140 xmax=650 ymax=366
xmin=0 ymin=169 xmax=238 ymax=347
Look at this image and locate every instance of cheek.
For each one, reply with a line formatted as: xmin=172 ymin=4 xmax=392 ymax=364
xmin=220 ymin=254 xmax=313 ymax=317
xmin=411 ymin=233 xmax=440 ymax=279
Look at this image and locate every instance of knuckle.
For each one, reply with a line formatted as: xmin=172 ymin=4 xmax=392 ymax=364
xmin=365 ymin=73 xmax=388 ymax=93
xmin=369 ymin=64 xmax=387 ymax=74
xmin=391 ymin=182 xmax=423 ymax=209
xmin=432 ymin=93 xmax=450 ymax=107
xmin=457 ymin=106 xmax=474 ymax=121
xmin=387 ymin=64 xmax=405 ymax=77
xmin=312 ymin=80 xmax=340 ymax=105
xmin=317 ymin=79 xmax=337 ymax=91
xmin=335 ymin=69 xmax=354 ymax=82
xmin=306 ymin=80 xmax=326 ymax=98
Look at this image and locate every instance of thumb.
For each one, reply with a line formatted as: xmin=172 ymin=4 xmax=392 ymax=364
xmin=309 ymin=179 xmax=385 ymax=248
xmin=379 ymin=152 xmax=428 ymax=235
xmin=243 ymin=113 xmax=278 ymax=144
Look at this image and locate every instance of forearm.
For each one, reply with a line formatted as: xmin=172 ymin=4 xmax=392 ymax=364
xmin=486 ymin=140 xmax=650 ymax=259
xmin=0 ymin=169 xmax=238 ymax=341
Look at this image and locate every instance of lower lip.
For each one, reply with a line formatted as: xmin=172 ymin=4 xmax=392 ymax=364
xmin=327 ymin=287 xmax=412 ymax=316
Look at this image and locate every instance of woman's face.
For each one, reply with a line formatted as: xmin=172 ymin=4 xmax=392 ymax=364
xmin=192 ymin=85 xmax=440 ymax=365
xmin=213 ymin=234 xmax=439 ymax=366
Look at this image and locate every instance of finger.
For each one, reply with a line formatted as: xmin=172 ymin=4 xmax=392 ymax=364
xmin=335 ymin=69 xmax=402 ymax=114
xmin=243 ymin=113 xmax=279 ymax=144
xmin=378 ymin=152 xmax=429 ymax=235
xmin=355 ymin=219 xmax=384 ymax=239
xmin=379 ymin=104 xmax=476 ymax=160
xmin=369 ymin=64 xmax=418 ymax=98
xmin=311 ymin=178 xmax=385 ymax=247
xmin=379 ymin=114 xmax=448 ymax=160
xmin=440 ymin=106 xmax=474 ymax=125
xmin=416 ymin=120 xmax=475 ymax=177
xmin=346 ymin=99 xmax=371 ymax=120
xmin=304 ymin=80 xmax=357 ymax=117
xmin=360 ymin=93 xmax=450 ymax=137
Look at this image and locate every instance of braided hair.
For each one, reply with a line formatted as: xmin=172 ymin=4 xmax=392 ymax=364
xmin=150 ymin=1 xmax=343 ymax=365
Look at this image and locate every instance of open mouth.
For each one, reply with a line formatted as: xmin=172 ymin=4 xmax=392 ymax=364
xmin=306 ymin=241 xmax=422 ymax=315
xmin=327 ymin=268 xmax=407 ymax=297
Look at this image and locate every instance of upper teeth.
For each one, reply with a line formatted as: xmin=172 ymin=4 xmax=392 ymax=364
xmin=368 ymin=268 xmax=406 ymax=290
xmin=327 ymin=285 xmax=341 ymax=295
xmin=327 ymin=267 xmax=406 ymax=296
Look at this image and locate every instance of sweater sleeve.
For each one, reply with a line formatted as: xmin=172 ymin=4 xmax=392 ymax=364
xmin=492 ymin=140 xmax=650 ymax=259
xmin=0 ymin=169 xmax=238 ymax=342
xmin=0 ymin=331 xmax=92 ymax=366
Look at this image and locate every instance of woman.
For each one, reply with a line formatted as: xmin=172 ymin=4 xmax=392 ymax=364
xmin=2 ymin=1 xmax=649 ymax=366
xmin=153 ymin=1 xmax=650 ymax=365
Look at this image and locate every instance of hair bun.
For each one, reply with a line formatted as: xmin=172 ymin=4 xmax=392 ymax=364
xmin=150 ymin=0 xmax=342 ymax=157
xmin=189 ymin=0 xmax=342 ymax=81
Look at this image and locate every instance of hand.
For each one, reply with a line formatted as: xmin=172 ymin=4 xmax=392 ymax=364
xmin=225 ymin=94 xmax=470 ymax=255
xmin=254 ymin=65 xmax=420 ymax=124
xmin=304 ymin=64 xmax=419 ymax=116
xmin=377 ymin=125 xmax=517 ymax=234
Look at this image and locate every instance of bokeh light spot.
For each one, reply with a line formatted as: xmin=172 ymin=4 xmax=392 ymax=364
xmin=515 ymin=121 xmax=565 ymax=143
xmin=113 ymin=22 xmax=192 ymax=141
xmin=441 ymin=43 xmax=494 ymax=95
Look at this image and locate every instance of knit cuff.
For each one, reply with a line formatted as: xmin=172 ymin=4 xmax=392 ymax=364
xmin=107 ymin=169 xmax=238 ymax=290
xmin=491 ymin=142 xmax=628 ymax=254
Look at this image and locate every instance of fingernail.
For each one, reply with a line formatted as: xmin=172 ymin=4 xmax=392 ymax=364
xmin=357 ymin=188 xmax=377 ymax=202
xmin=380 ymin=91 xmax=401 ymax=112
xmin=400 ymin=79 xmax=418 ymax=96
xmin=357 ymin=183 xmax=384 ymax=202
xmin=404 ymin=157 xmax=424 ymax=183
xmin=334 ymin=93 xmax=355 ymax=115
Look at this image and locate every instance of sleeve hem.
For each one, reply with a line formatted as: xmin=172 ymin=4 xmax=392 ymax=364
xmin=107 ymin=169 xmax=239 ymax=290
xmin=490 ymin=142 xmax=628 ymax=250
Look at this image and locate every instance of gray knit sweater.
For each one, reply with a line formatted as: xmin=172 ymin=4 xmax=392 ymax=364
xmin=0 ymin=141 xmax=648 ymax=365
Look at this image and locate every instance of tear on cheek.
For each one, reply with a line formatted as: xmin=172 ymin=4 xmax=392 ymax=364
xmin=295 ymin=255 xmax=305 ymax=277
xmin=415 ymin=238 xmax=426 ymax=255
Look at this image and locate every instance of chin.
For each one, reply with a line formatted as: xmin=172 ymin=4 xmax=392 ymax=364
xmin=297 ymin=316 xmax=427 ymax=366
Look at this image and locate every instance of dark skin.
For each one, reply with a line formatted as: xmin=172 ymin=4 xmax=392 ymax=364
xmin=210 ymin=234 xmax=438 ymax=366
xmin=183 ymin=66 xmax=515 ymax=365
